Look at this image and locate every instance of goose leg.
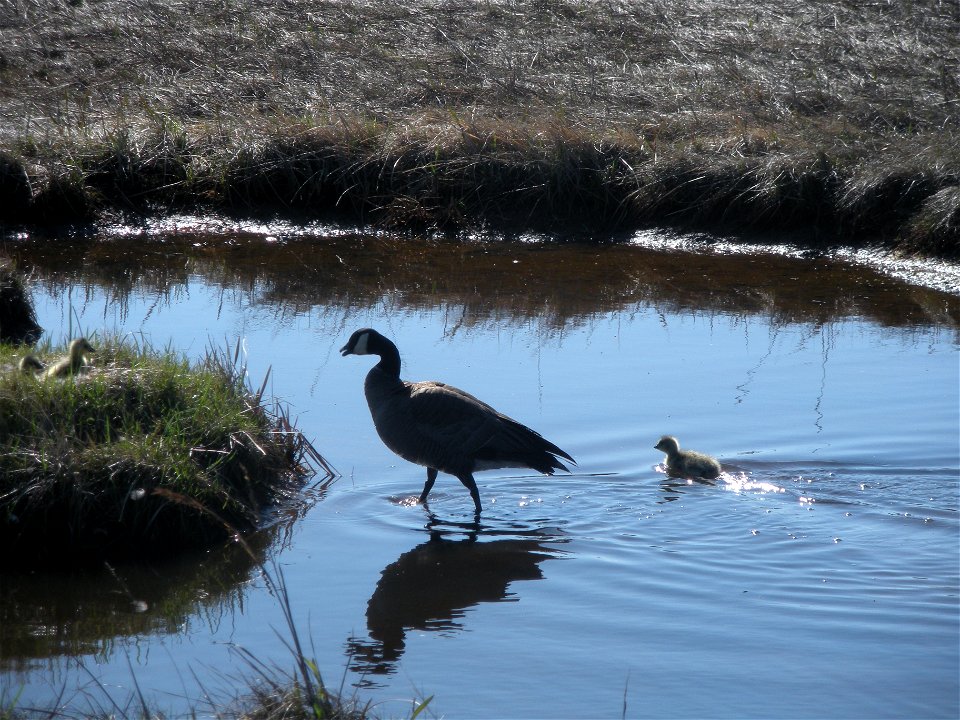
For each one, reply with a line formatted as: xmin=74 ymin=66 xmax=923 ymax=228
xmin=419 ymin=467 xmax=438 ymax=504
xmin=456 ymin=473 xmax=483 ymax=514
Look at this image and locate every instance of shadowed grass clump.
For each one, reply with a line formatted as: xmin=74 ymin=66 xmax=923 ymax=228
xmin=905 ymin=185 xmax=960 ymax=258
xmin=5 ymin=119 xmax=957 ymax=256
xmin=0 ymin=152 xmax=31 ymax=222
xmin=0 ymin=265 xmax=42 ymax=345
xmin=81 ymin=128 xmax=194 ymax=211
xmin=0 ymin=338 xmax=323 ymax=569
xmin=214 ymin=125 xmax=960 ymax=252
xmin=220 ymin=121 xmax=637 ymax=234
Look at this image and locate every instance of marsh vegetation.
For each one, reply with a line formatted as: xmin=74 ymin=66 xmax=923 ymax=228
xmin=0 ymin=0 xmax=957 ymax=254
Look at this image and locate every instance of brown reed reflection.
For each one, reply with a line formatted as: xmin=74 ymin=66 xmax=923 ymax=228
xmin=3 ymin=231 xmax=957 ymax=333
xmin=0 ymin=477 xmax=333 ymax=675
xmin=0 ymin=540 xmax=262 ymax=673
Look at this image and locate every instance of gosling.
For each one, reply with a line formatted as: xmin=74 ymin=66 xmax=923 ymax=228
xmin=44 ymin=337 xmax=95 ymax=378
xmin=655 ymin=435 xmax=721 ymax=480
xmin=18 ymin=354 xmax=45 ymax=374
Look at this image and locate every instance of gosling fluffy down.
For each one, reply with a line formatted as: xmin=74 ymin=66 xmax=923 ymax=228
xmin=655 ymin=435 xmax=721 ymax=480
xmin=341 ymin=328 xmax=575 ymax=514
xmin=44 ymin=337 xmax=96 ymax=378
xmin=18 ymin=354 xmax=45 ymax=374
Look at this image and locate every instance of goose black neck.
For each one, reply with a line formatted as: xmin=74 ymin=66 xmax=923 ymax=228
xmin=373 ymin=334 xmax=402 ymax=378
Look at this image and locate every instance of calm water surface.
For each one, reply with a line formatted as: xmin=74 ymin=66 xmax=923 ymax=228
xmin=1 ymin=229 xmax=958 ymax=718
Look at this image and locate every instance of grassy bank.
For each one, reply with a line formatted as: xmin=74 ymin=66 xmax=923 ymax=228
xmin=0 ymin=0 xmax=957 ymax=256
xmin=0 ymin=337 xmax=326 ymax=569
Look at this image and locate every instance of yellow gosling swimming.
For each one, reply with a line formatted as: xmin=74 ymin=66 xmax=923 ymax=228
xmin=655 ymin=435 xmax=722 ymax=480
xmin=44 ymin=338 xmax=96 ymax=378
xmin=18 ymin=354 xmax=45 ymax=374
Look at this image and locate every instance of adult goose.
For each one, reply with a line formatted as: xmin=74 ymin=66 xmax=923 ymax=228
xmin=44 ymin=337 xmax=95 ymax=378
xmin=341 ymin=328 xmax=575 ymax=513
xmin=654 ymin=435 xmax=722 ymax=480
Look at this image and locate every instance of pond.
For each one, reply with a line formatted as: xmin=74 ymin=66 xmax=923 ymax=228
xmin=1 ymin=225 xmax=958 ymax=719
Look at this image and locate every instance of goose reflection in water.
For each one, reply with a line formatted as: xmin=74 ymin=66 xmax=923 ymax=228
xmin=657 ymin=475 xmax=718 ymax=502
xmin=345 ymin=520 xmax=566 ymax=681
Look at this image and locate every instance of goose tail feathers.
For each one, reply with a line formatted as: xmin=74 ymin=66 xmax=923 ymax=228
xmin=480 ymin=417 xmax=575 ymax=475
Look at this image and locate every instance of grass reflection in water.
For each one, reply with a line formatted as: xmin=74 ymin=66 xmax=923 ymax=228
xmin=6 ymin=230 xmax=958 ymax=335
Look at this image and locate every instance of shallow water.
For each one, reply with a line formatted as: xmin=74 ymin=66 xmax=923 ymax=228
xmin=1 ymin=229 xmax=958 ymax=718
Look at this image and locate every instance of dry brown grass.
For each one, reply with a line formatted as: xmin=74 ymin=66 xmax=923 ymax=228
xmin=0 ymin=0 xmax=957 ymax=253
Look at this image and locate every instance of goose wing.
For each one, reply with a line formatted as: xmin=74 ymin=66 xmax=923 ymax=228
xmin=407 ymin=381 xmax=503 ymax=456
xmin=407 ymin=381 xmax=574 ymax=473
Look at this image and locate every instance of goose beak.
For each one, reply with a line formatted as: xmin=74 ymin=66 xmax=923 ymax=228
xmin=340 ymin=343 xmax=352 ymax=356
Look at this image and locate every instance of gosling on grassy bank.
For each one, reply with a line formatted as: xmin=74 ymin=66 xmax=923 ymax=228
xmin=18 ymin=354 xmax=45 ymax=374
xmin=44 ymin=338 xmax=95 ymax=378
xmin=655 ymin=435 xmax=721 ymax=480
xmin=340 ymin=328 xmax=575 ymax=514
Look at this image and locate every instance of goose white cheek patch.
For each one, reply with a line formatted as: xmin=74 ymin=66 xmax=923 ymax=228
xmin=353 ymin=332 xmax=369 ymax=355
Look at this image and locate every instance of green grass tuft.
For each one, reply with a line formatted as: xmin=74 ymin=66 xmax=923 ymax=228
xmin=0 ymin=337 xmax=324 ymax=568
